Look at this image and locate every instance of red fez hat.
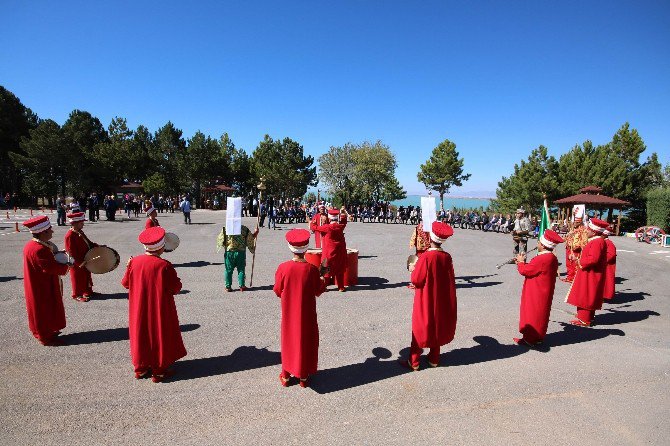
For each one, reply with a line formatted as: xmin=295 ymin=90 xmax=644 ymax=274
xmin=539 ymin=229 xmax=564 ymax=249
xmin=23 ymin=215 xmax=51 ymax=233
xmin=286 ymin=228 xmax=310 ymax=253
xmin=587 ymin=218 xmax=609 ymax=233
xmin=67 ymin=211 xmax=86 ymax=223
xmin=327 ymin=209 xmax=339 ymax=219
xmin=138 ymin=227 xmax=166 ymax=251
xmin=430 ymin=221 xmax=454 ymax=243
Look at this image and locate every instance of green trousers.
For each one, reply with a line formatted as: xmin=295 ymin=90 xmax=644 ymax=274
xmin=224 ymin=251 xmax=246 ymax=288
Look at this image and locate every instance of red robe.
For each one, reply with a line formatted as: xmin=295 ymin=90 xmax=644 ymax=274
xmin=517 ymin=251 xmax=559 ymax=343
xmin=315 ymin=222 xmax=347 ymax=286
xmin=273 ymin=260 xmax=326 ymax=378
xmin=145 ymin=217 xmax=160 ymax=229
xmin=64 ymin=229 xmax=95 ymax=297
xmin=121 ymin=254 xmax=186 ymax=373
xmin=309 ymin=213 xmax=328 ymax=248
xmin=603 ymin=238 xmax=617 ymax=300
xmin=410 ymin=248 xmax=457 ymax=348
xmin=567 ymin=237 xmax=607 ymax=311
xmin=22 ymin=240 xmax=69 ymax=343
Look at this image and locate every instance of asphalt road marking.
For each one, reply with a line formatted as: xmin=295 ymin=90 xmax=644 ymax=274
xmin=618 ymin=249 xmax=636 ymax=253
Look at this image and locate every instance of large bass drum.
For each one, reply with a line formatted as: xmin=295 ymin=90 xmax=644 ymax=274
xmin=84 ymin=246 xmax=120 ymax=274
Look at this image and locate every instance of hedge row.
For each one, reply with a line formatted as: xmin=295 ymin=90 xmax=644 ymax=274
xmin=646 ymin=188 xmax=670 ymax=231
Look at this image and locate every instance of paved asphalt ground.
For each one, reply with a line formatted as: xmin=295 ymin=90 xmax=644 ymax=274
xmin=1 ymin=209 xmax=668 ymax=445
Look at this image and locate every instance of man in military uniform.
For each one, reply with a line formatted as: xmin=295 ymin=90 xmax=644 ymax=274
xmin=512 ymin=208 xmax=531 ymax=256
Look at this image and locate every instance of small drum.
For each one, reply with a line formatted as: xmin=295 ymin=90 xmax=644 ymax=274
xmin=84 ymin=246 xmax=120 ymax=274
xmin=406 ymin=254 xmax=418 ymax=272
xmin=164 ymin=232 xmax=180 ymax=252
xmin=304 ymin=248 xmax=323 ymax=269
xmin=54 ymin=251 xmax=72 ymax=265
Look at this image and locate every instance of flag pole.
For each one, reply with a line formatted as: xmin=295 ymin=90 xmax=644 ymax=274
xmin=250 ymin=178 xmax=266 ymax=287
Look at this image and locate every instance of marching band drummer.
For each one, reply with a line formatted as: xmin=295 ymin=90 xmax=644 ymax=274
xmin=22 ymin=215 xmax=71 ymax=346
xmin=121 ymin=227 xmax=186 ymax=383
xmin=400 ymin=221 xmax=457 ymax=370
xmin=273 ymin=229 xmax=326 ymax=388
xmin=314 ymin=209 xmax=348 ymax=292
xmin=309 ymin=202 xmax=328 ymax=248
xmin=144 ymin=201 xmax=160 ymax=229
xmin=64 ymin=211 xmax=98 ymax=302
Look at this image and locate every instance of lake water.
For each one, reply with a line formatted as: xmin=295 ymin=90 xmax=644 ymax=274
xmin=391 ymin=195 xmax=491 ymax=210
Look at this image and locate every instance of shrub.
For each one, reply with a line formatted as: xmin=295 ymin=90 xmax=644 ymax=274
xmin=646 ymin=188 xmax=670 ymax=231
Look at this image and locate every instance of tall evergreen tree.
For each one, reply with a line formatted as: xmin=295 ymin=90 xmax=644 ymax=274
xmin=0 ymin=86 xmax=39 ymax=195
xmin=417 ymin=138 xmax=471 ymax=211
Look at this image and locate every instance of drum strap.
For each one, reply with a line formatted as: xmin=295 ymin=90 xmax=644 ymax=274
xmin=33 ymin=239 xmax=57 ymax=255
xmin=72 ymin=228 xmax=93 ymax=250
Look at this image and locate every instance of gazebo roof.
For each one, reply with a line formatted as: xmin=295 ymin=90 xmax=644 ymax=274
xmin=579 ymin=185 xmax=603 ymax=193
xmin=119 ymin=182 xmax=143 ymax=189
xmin=203 ymin=184 xmax=235 ymax=192
xmin=554 ymin=193 xmax=630 ymax=207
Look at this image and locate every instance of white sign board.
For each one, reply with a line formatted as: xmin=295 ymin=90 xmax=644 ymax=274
xmin=572 ymin=204 xmax=586 ymax=224
xmin=421 ymin=196 xmax=437 ymax=233
xmin=226 ymin=197 xmax=242 ymax=235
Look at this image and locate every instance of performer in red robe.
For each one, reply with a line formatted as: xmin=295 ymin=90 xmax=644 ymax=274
xmin=121 ymin=226 xmax=186 ymax=382
xmin=308 ymin=203 xmax=328 ymax=248
xmin=401 ymin=221 xmax=457 ymax=370
xmin=566 ymin=218 xmax=609 ymax=326
xmin=22 ymin=215 xmax=71 ymax=345
xmin=64 ymin=212 xmax=97 ymax=302
xmin=274 ymin=229 xmax=326 ymax=388
xmin=513 ymin=230 xmax=564 ymax=347
xmin=602 ymin=227 xmax=617 ymax=301
xmin=314 ymin=209 xmax=348 ymax=292
xmin=144 ymin=203 xmax=160 ymax=229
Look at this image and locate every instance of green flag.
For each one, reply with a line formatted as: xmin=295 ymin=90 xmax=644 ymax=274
xmin=538 ymin=198 xmax=551 ymax=238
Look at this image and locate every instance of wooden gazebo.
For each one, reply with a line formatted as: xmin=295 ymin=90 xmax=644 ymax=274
xmin=202 ymin=184 xmax=235 ymax=209
xmin=553 ymin=186 xmax=630 ymax=235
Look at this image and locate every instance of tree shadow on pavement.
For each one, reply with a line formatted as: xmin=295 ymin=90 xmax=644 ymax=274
xmin=536 ymin=323 xmax=625 ymax=352
xmin=606 ymin=290 xmax=650 ymax=305
xmin=594 ymin=307 xmax=660 ymax=326
xmin=352 ymin=277 xmax=409 ymax=291
xmin=310 ymin=347 xmax=406 ymax=394
xmin=439 ymin=336 xmax=527 ymax=366
xmin=173 ymin=261 xmax=223 ymax=268
xmin=172 ymin=346 xmax=281 ymax=381
xmin=60 ymin=323 xmax=200 ymax=345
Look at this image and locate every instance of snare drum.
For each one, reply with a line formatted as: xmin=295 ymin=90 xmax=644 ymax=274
xmin=84 ymin=246 xmax=120 ymax=274
xmin=164 ymin=232 xmax=180 ymax=252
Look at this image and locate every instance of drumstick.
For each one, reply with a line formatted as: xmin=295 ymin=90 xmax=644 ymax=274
xmin=80 ymin=256 xmax=101 ymax=267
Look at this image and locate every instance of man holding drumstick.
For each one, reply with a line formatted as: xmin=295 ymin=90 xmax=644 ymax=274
xmin=22 ymin=215 xmax=71 ymax=345
xmin=64 ymin=211 xmax=98 ymax=302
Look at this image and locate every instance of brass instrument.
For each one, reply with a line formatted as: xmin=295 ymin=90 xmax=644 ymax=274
xmin=496 ymin=246 xmax=537 ymax=269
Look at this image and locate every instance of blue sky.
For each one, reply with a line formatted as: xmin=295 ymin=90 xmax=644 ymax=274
xmin=2 ymin=1 xmax=669 ymax=196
